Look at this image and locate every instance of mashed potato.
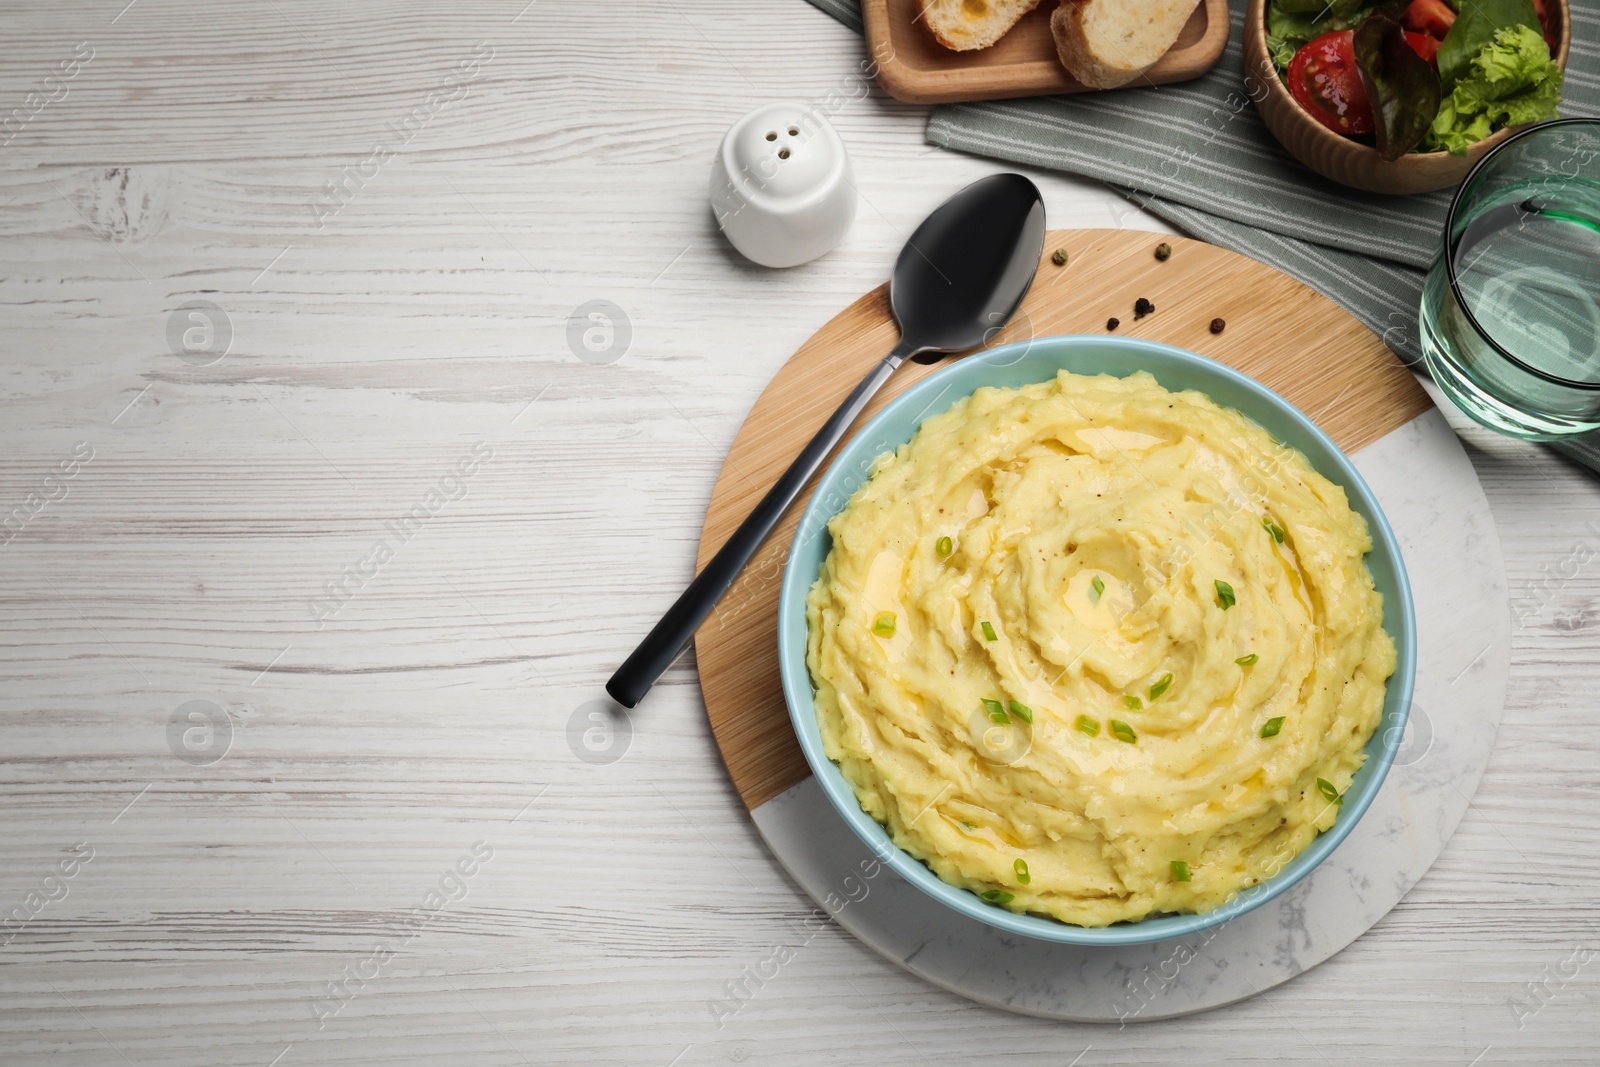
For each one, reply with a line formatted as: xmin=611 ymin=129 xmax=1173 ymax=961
xmin=805 ymin=370 xmax=1395 ymax=927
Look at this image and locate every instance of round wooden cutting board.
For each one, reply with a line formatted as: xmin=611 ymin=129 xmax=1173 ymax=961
xmin=691 ymin=229 xmax=1507 ymax=1021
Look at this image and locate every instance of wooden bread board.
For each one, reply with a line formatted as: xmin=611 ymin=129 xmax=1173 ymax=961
xmin=865 ymin=0 xmax=1231 ymax=104
xmin=693 ymin=228 xmax=1432 ymax=812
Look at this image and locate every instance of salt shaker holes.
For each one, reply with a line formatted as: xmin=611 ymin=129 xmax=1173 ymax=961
xmin=709 ymin=102 xmax=856 ymax=267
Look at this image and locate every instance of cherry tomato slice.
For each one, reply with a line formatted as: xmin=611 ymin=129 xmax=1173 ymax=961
xmin=1287 ymin=30 xmax=1375 ymax=137
xmin=1404 ymin=30 xmax=1440 ymax=65
xmin=1402 ymin=0 xmax=1456 ymax=39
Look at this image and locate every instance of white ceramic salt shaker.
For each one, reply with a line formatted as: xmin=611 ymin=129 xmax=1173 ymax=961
xmin=709 ymin=103 xmax=856 ymax=269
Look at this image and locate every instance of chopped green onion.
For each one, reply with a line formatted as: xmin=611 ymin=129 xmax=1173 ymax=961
xmin=1110 ymin=719 xmax=1137 ymax=744
xmin=1171 ymin=859 xmax=1191 ymax=882
xmin=981 ymin=621 xmax=998 ymax=642
xmin=1007 ymin=700 xmax=1033 ymax=724
xmin=1075 ymin=715 xmax=1100 ymax=737
xmin=1014 ymin=858 xmax=1031 ymax=885
xmin=1090 ymin=575 xmax=1106 ymax=602
xmin=1262 ymin=516 xmax=1285 ymax=544
xmin=1123 ymin=695 xmax=1143 ymax=711
xmin=980 ymin=889 xmax=1014 ymax=904
xmin=1316 ymin=778 xmax=1343 ymax=805
xmin=1260 ymin=716 xmax=1285 ymax=738
xmin=1215 ymin=580 xmax=1235 ymax=609
xmin=1235 ymin=653 xmax=1258 ymax=666
xmin=872 ymin=612 xmax=897 ymax=637
xmin=935 ymin=535 xmax=953 ymax=559
xmin=959 ymin=820 xmax=977 ymax=831
xmin=983 ymin=698 xmax=1009 ymax=724
xmin=1149 ymin=673 xmax=1173 ymax=700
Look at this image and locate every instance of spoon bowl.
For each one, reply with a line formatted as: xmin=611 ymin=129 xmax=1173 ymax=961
xmin=892 ymin=173 xmax=1047 ymax=357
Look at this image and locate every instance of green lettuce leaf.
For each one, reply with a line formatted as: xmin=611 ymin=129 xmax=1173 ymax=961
xmin=1435 ymin=0 xmax=1540 ymax=87
xmin=1426 ymin=24 xmax=1563 ymax=154
xmin=1267 ymin=6 xmax=1332 ymax=66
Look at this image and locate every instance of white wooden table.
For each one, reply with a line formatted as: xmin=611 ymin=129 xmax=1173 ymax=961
xmin=2 ymin=3 xmax=1596 ymax=1064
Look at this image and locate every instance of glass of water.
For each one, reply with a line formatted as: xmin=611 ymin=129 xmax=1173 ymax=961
xmin=1420 ymin=119 xmax=1600 ymax=440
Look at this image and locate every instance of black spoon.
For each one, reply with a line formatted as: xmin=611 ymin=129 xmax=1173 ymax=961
xmin=607 ymin=173 xmax=1046 ymax=708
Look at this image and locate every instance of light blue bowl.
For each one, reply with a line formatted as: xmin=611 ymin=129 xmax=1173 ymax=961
xmin=777 ymin=334 xmax=1416 ymax=947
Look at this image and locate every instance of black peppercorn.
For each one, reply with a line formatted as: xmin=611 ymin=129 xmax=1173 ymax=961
xmin=1051 ymin=248 xmax=1068 ymax=266
xmin=1210 ymin=317 xmax=1226 ymax=334
xmin=1154 ymin=242 xmax=1172 ymax=261
xmin=1134 ymin=297 xmax=1155 ymax=319
xmin=1106 ymin=317 xmax=1120 ymax=331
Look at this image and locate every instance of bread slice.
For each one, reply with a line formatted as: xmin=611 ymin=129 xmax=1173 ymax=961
xmin=1051 ymin=0 xmax=1201 ymax=89
xmin=919 ymin=0 xmax=1044 ymax=51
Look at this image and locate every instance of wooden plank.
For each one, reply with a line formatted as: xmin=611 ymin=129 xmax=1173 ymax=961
xmin=696 ymin=227 xmax=1432 ymax=811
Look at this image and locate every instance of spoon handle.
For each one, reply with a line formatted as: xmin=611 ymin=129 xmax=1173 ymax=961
xmin=606 ymin=338 xmax=919 ymax=708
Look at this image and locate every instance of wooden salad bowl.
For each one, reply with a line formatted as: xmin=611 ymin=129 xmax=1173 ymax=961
xmin=1243 ymin=0 xmax=1571 ymax=195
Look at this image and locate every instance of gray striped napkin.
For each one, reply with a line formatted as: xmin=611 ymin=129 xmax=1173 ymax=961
xmin=803 ymin=0 xmax=1600 ymax=471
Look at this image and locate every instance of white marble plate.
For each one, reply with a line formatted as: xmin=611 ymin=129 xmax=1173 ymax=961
xmin=750 ymin=408 xmax=1508 ymax=1021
